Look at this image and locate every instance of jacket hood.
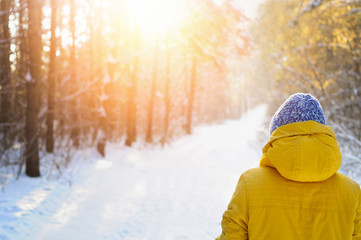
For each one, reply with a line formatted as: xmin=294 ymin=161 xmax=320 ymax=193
xmin=260 ymin=120 xmax=342 ymax=182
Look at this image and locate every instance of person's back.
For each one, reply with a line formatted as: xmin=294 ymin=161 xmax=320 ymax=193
xmin=235 ymin=166 xmax=360 ymax=239
xmin=217 ymin=93 xmax=361 ymax=240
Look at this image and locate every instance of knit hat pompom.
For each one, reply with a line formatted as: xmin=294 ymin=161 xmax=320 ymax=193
xmin=269 ymin=93 xmax=326 ymax=135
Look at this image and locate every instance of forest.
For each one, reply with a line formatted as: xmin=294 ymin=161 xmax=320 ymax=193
xmin=0 ymin=0 xmax=360 ymax=180
xmin=0 ymin=0 xmax=360 ymax=238
xmin=0 ymin=0 xmax=251 ymax=177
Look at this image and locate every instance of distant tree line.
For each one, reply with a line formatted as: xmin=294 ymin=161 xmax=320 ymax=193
xmin=0 ymin=0 xmax=250 ymax=177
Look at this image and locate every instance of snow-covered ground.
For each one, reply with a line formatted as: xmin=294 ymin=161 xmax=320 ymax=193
xmin=1 ymin=104 xmax=360 ymax=240
xmin=0 ymin=105 xmax=269 ymax=240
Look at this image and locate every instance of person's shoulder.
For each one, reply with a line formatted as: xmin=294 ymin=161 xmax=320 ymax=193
xmin=242 ymin=166 xmax=277 ymax=177
xmin=241 ymin=166 xmax=280 ymax=183
xmin=334 ymin=172 xmax=361 ymax=192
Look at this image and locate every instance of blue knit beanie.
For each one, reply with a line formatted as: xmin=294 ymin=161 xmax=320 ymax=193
xmin=270 ymin=93 xmax=326 ymax=135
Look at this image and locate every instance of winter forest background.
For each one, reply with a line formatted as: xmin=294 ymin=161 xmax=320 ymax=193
xmin=1 ymin=0 xmax=358 ymax=179
xmin=0 ymin=0 xmax=360 ymax=238
xmin=1 ymin=0 xmax=252 ymax=178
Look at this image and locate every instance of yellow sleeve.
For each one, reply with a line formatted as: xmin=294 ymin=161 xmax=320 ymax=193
xmin=354 ymin=184 xmax=361 ymax=239
xmin=216 ymin=175 xmax=248 ymax=240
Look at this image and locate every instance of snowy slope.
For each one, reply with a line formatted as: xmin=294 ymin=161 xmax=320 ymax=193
xmin=0 ymin=106 xmax=267 ymax=240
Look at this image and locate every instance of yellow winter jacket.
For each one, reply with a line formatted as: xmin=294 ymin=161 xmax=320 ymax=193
xmin=217 ymin=121 xmax=361 ymax=240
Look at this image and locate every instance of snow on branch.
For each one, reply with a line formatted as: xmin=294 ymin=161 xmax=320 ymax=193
xmin=0 ymin=34 xmax=26 ymax=44
xmin=332 ymin=123 xmax=361 ymax=149
xmin=302 ymin=0 xmax=322 ymax=13
xmin=350 ymin=7 xmax=361 ymax=14
xmin=0 ymin=10 xmax=8 ymax=16
xmin=58 ymin=77 xmax=99 ymax=102
xmin=297 ymin=43 xmax=350 ymax=51
xmin=25 ymin=70 xmax=33 ymax=83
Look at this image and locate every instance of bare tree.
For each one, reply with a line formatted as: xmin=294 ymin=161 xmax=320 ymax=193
xmin=0 ymin=0 xmax=11 ymax=141
xmin=25 ymin=0 xmax=42 ymax=177
xmin=162 ymin=41 xmax=171 ymax=144
xmin=69 ymin=0 xmax=79 ymax=147
xmin=185 ymin=52 xmax=197 ymax=134
xmin=46 ymin=0 xmax=58 ymax=153
xmin=145 ymin=42 xmax=159 ymax=143
xmin=125 ymin=28 xmax=140 ymax=147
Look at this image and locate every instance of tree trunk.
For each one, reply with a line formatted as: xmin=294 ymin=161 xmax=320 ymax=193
xmin=162 ymin=42 xmax=171 ymax=144
xmin=355 ymin=51 xmax=361 ymax=141
xmin=353 ymin=22 xmax=361 ymax=141
xmin=46 ymin=0 xmax=57 ymax=153
xmin=0 ymin=0 xmax=12 ymax=142
xmin=186 ymin=54 xmax=197 ymax=135
xmin=125 ymin=28 xmax=140 ymax=146
xmin=16 ymin=0 xmax=27 ymax=131
xmin=96 ymin=114 xmax=107 ymax=157
xmin=88 ymin=0 xmax=98 ymax=144
xmin=69 ymin=0 xmax=79 ymax=147
xmin=125 ymin=65 xmax=138 ymax=146
xmin=96 ymin=59 xmax=115 ymax=157
xmin=25 ymin=0 xmax=42 ymax=177
xmin=145 ymin=43 xmax=159 ymax=143
xmin=55 ymin=0 xmax=65 ymax=140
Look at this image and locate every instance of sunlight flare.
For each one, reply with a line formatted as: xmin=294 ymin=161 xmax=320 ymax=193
xmin=126 ymin=0 xmax=186 ymax=34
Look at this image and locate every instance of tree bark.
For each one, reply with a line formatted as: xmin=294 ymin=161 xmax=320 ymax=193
xmin=162 ymin=42 xmax=171 ymax=144
xmin=16 ymin=0 xmax=28 ymax=130
xmin=88 ymin=0 xmax=98 ymax=144
xmin=69 ymin=0 xmax=79 ymax=147
xmin=125 ymin=28 xmax=140 ymax=146
xmin=0 ymin=0 xmax=12 ymax=141
xmin=145 ymin=43 xmax=159 ymax=143
xmin=25 ymin=0 xmax=42 ymax=177
xmin=46 ymin=0 xmax=57 ymax=153
xmin=186 ymin=54 xmax=197 ymax=135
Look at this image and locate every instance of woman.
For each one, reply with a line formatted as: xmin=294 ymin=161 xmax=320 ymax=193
xmin=217 ymin=93 xmax=361 ymax=240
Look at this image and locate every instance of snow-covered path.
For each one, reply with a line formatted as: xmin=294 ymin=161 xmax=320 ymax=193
xmin=0 ymin=106 xmax=267 ymax=240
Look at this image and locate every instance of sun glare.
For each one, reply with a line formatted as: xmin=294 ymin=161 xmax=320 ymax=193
xmin=127 ymin=0 xmax=186 ymax=35
xmin=236 ymin=0 xmax=264 ymax=19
